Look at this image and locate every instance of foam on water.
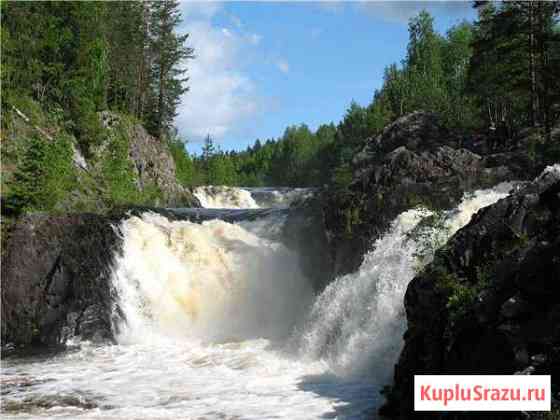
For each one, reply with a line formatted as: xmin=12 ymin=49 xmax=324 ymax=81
xmin=193 ymin=185 xmax=315 ymax=209
xmin=194 ymin=186 xmax=260 ymax=209
xmin=112 ymin=212 xmax=314 ymax=343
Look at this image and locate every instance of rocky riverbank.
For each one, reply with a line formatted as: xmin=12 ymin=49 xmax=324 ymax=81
xmin=380 ymin=164 xmax=560 ymax=419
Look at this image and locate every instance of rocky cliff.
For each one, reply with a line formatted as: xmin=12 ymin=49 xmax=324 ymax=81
xmin=321 ymin=112 xmax=524 ymax=278
xmin=381 ymin=165 xmax=560 ymax=418
xmin=97 ymin=112 xmax=200 ymax=208
xmin=1 ymin=102 xmax=200 ymax=215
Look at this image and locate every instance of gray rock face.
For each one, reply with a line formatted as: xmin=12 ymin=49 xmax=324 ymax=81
xmin=282 ymin=196 xmax=334 ymax=293
xmin=1 ymin=214 xmax=122 ymax=348
xmin=383 ymin=167 xmax=560 ymax=418
xmin=98 ymin=111 xmax=200 ymax=208
xmin=353 ymin=111 xmax=459 ymax=172
xmin=323 ymin=111 xmax=517 ymax=277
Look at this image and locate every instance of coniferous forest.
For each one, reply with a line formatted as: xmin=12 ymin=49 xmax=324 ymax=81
xmin=1 ymin=1 xmax=560 ymax=215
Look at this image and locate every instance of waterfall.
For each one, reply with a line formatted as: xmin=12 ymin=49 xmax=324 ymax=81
xmin=193 ymin=186 xmax=260 ymax=209
xmin=111 ymin=212 xmax=314 ymax=344
xmin=297 ymin=183 xmax=515 ymax=385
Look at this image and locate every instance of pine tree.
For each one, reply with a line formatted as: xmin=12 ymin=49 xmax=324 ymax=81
xmin=468 ymin=1 xmax=560 ymax=134
xmin=147 ymin=0 xmax=194 ymax=138
xmin=106 ymin=2 xmax=147 ymax=115
xmin=441 ymin=21 xmax=476 ymax=128
xmin=405 ymin=10 xmax=446 ymax=114
xmin=202 ymin=134 xmax=216 ymax=161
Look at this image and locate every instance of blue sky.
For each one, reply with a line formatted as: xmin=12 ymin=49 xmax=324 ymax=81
xmin=176 ymin=1 xmax=476 ymax=154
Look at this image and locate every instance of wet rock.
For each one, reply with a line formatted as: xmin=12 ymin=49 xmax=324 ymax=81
xmin=531 ymin=354 xmax=547 ymax=366
xmin=282 ymin=196 xmax=334 ymax=293
xmin=515 ymin=366 xmax=536 ymax=376
xmin=322 ymin=112 xmax=521 ymax=277
xmin=385 ymin=168 xmax=560 ymax=418
xmin=3 ymin=392 xmax=99 ymax=412
xmin=500 ymin=296 xmax=535 ymax=319
xmin=1 ymin=213 xmax=122 ymax=347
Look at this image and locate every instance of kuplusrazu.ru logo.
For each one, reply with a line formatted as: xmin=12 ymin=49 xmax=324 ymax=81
xmin=415 ymin=375 xmax=551 ymax=411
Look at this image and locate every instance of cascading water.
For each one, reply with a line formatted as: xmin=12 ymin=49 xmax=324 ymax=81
xmin=112 ymin=212 xmax=314 ymax=343
xmin=193 ymin=185 xmax=314 ymax=209
xmin=194 ymin=186 xmax=260 ymax=209
xmin=1 ymin=184 xmax=514 ymax=419
xmin=297 ymin=183 xmax=515 ymax=390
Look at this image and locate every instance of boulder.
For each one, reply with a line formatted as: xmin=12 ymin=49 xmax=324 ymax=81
xmin=322 ymin=111 xmax=519 ymax=277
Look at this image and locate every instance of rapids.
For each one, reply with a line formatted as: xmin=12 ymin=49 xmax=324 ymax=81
xmin=193 ymin=186 xmax=314 ymax=209
xmin=1 ymin=184 xmax=514 ymax=419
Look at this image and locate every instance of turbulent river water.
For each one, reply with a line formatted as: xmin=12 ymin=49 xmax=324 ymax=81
xmin=2 ymin=184 xmax=515 ymax=419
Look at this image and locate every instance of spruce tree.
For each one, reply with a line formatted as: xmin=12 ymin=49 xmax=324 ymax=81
xmin=147 ymin=0 xmax=194 ymax=138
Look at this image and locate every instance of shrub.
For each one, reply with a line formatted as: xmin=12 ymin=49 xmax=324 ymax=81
xmin=5 ymin=135 xmax=76 ymax=214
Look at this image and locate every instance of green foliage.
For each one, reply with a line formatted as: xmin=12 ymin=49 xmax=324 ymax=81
xmin=98 ymin=119 xmax=163 ymax=207
xmin=343 ymin=206 xmax=362 ymax=237
xmin=445 ymin=282 xmax=479 ymax=324
xmin=431 ymin=262 xmax=491 ymax=326
xmin=65 ymin=80 xmax=107 ymax=153
xmin=468 ymin=1 xmax=560 ymax=134
xmin=146 ymin=0 xmax=194 ymax=138
xmin=5 ymin=135 xmax=76 ymax=214
xmin=332 ymin=164 xmax=353 ymax=190
xmin=168 ymin=136 xmax=194 ymax=186
xmin=1 ymin=0 xmax=194 ymax=142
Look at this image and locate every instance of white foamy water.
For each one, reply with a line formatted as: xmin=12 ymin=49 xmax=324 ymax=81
xmin=1 ymin=184 xmax=514 ymax=419
xmin=247 ymin=187 xmax=315 ymax=208
xmin=194 ymin=186 xmax=260 ymax=209
xmin=297 ymin=183 xmax=514 ymax=397
xmin=113 ymin=213 xmax=314 ymax=343
xmin=193 ymin=186 xmax=314 ymax=209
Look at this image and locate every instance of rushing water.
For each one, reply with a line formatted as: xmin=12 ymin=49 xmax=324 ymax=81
xmin=1 ymin=184 xmax=514 ymax=419
xmin=193 ymin=186 xmax=314 ymax=209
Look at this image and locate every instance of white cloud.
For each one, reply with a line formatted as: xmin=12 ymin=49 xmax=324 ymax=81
xmin=180 ymin=1 xmax=222 ymax=20
xmin=176 ymin=3 xmax=262 ymax=143
xmin=314 ymin=1 xmax=472 ymax=24
xmin=275 ymin=59 xmax=290 ymax=74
